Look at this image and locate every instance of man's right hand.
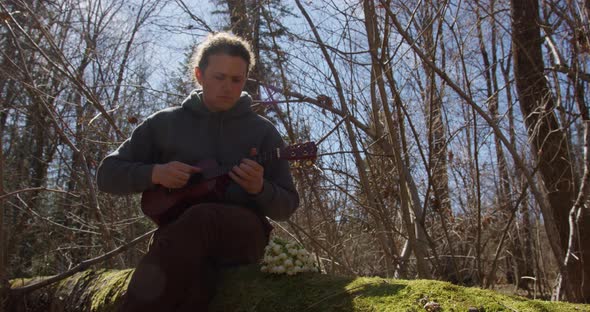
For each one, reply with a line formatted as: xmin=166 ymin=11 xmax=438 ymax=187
xmin=151 ymin=161 xmax=202 ymax=189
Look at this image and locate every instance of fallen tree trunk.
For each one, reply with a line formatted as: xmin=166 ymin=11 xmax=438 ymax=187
xmin=8 ymin=267 xmax=590 ymax=311
xmin=9 ymin=269 xmax=131 ymax=312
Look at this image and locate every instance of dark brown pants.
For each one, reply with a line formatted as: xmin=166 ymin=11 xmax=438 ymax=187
xmin=120 ymin=203 xmax=268 ymax=312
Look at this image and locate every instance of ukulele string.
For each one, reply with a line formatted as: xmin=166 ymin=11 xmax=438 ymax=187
xmin=209 ymin=150 xmax=275 ymax=178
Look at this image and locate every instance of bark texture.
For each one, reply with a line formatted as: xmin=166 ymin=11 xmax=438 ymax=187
xmin=511 ymin=0 xmax=590 ymax=302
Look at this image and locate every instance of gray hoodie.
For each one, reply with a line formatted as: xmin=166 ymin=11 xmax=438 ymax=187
xmin=96 ymin=90 xmax=299 ymax=221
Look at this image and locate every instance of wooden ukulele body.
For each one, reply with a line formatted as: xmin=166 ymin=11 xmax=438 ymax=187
xmin=139 ymin=142 xmax=317 ymax=226
xmin=141 ymin=159 xmax=230 ymax=226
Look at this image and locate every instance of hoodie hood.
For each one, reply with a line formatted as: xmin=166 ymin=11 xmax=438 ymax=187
xmin=181 ymin=89 xmax=253 ymax=118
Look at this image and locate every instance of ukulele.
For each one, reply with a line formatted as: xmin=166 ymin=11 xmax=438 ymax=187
xmin=140 ymin=141 xmax=317 ymax=226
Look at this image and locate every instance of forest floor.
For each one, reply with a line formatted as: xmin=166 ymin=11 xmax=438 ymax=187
xmin=211 ymin=266 xmax=589 ymax=311
xmin=8 ymin=266 xmax=590 ymax=311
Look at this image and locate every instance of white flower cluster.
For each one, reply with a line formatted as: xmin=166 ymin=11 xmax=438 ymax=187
xmin=260 ymin=237 xmax=319 ymax=275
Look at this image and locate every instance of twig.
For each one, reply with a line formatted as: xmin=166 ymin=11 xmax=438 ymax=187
xmin=379 ymin=0 xmax=567 ymax=283
xmin=10 ymin=229 xmax=156 ymax=295
xmin=285 ymin=220 xmax=356 ymax=275
xmin=0 ymin=187 xmax=73 ymax=200
xmin=484 ymin=184 xmax=529 ymax=288
xmin=1 ymin=6 xmax=122 ymax=264
xmin=174 ymin=0 xmax=213 ymax=32
xmin=316 ymin=115 xmax=349 ymax=146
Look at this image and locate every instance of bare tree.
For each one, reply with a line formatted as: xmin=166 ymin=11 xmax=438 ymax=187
xmin=511 ymin=0 xmax=589 ymax=302
xmin=0 ymin=0 xmax=588 ymax=304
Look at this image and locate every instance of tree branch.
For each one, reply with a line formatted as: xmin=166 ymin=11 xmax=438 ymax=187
xmin=10 ymin=229 xmax=156 ymax=296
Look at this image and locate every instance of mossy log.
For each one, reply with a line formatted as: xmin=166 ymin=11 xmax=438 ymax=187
xmin=8 ymin=266 xmax=590 ymax=311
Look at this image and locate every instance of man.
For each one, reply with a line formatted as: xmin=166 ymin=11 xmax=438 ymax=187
xmin=97 ymin=32 xmax=300 ymax=311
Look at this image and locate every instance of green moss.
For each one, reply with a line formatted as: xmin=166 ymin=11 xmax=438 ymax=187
xmin=89 ymin=269 xmax=133 ymax=312
xmin=55 ymin=270 xmax=94 ymax=293
xmin=10 ymin=276 xmax=44 ymax=288
xmin=8 ymin=269 xmax=132 ymax=312
xmin=210 ymin=264 xmax=357 ymax=312
xmin=345 ymin=277 xmax=589 ymax=312
xmin=9 ymin=267 xmax=590 ymax=312
xmin=211 ymin=267 xmax=590 ymax=312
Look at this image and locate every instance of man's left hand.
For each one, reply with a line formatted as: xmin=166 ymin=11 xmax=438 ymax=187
xmin=229 ymin=158 xmax=264 ymax=195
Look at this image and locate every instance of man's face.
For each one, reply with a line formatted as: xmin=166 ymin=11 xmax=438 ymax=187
xmin=195 ymin=54 xmax=248 ymax=112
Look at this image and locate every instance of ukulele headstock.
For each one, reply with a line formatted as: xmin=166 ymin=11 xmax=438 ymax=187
xmin=281 ymin=141 xmax=317 ymax=168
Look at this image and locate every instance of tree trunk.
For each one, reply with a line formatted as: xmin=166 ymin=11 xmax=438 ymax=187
xmin=0 ymin=106 xmax=6 ymax=312
xmin=419 ymin=0 xmax=453 ymax=281
xmin=8 ymin=267 xmax=590 ymax=311
xmin=511 ymin=0 xmax=590 ymax=302
xmin=363 ymin=0 xmax=431 ymax=279
xmin=226 ymin=0 xmax=260 ymax=98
